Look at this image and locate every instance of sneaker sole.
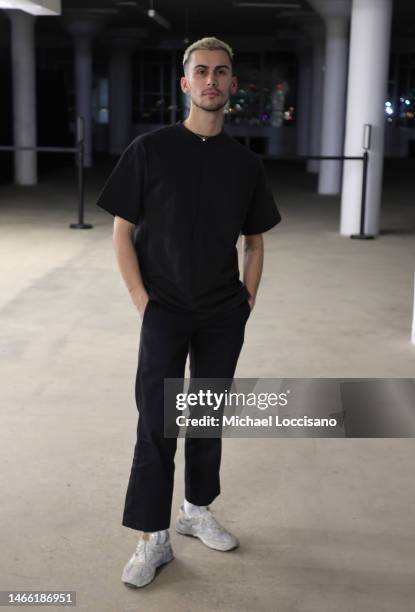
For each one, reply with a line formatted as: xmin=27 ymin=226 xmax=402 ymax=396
xmin=122 ymin=552 xmax=175 ymax=588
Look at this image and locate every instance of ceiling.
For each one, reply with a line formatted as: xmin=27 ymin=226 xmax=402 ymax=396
xmin=60 ymin=0 xmax=319 ymax=40
xmin=0 ymin=0 xmax=414 ymax=51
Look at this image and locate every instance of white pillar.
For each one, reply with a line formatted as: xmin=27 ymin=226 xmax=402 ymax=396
xmin=270 ymin=67 xmax=285 ymax=128
xmin=294 ymin=42 xmax=312 ymax=157
xmin=73 ymin=29 xmax=93 ymax=167
xmin=303 ymin=23 xmax=325 ymax=174
xmin=109 ymin=44 xmax=132 ymax=155
xmin=7 ymin=10 xmax=37 ymax=185
xmin=308 ymin=1 xmax=351 ymax=192
xmin=181 ymin=91 xmax=190 ymax=120
xmin=412 ymin=272 xmax=415 ymax=345
xmin=170 ymin=49 xmax=178 ymax=125
xmin=108 ymin=29 xmax=144 ymax=155
xmin=320 ymin=16 xmax=349 ymax=193
xmin=340 ymin=0 xmax=393 ymax=236
xmin=64 ymin=15 xmax=105 ymax=167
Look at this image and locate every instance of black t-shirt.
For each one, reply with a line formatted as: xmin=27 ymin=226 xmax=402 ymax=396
xmin=96 ymin=121 xmax=282 ymax=314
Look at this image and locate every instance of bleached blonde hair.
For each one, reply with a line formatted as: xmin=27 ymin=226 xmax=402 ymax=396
xmin=183 ymin=37 xmax=234 ymax=74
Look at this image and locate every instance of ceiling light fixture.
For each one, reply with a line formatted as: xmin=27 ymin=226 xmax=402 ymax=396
xmin=147 ymin=0 xmax=170 ymax=29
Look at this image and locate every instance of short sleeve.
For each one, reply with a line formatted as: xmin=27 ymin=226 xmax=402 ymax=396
xmin=241 ymin=158 xmax=282 ymax=236
xmin=96 ymin=138 xmax=146 ymax=225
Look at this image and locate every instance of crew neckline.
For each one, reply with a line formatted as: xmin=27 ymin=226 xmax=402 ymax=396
xmin=176 ymin=120 xmax=225 ymax=142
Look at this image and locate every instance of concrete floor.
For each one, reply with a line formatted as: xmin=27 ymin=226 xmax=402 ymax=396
xmin=1 ymin=159 xmax=415 ymax=611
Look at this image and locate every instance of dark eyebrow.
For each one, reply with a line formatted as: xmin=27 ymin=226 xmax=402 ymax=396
xmin=193 ymin=64 xmax=230 ymax=71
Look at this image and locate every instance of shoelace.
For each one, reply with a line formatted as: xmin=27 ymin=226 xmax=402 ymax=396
xmin=135 ymin=535 xmax=167 ymax=562
xmin=200 ymin=511 xmax=226 ymax=534
xmin=182 ymin=505 xmax=222 ymax=527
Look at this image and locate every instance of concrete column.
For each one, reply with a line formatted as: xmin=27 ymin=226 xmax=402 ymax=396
xmin=170 ymin=49 xmax=177 ymax=125
xmin=64 ymin=15 xmax=105 ymax=167
xmin=71 ymin=24 xmax=93 ymax=167
xmin=294 ymin=41 xmax=312 ymax=157
xmin=181 ymin=91 xmax=190 ymax=120
xmin=319 ymin=15 xmax=349 ymax=193
xmin=270 ymin=68 xmax=286 ymax=128
xmin=107 ymin=29 xmax=145 ymax=155
xmin=303 ymin=22 xmax=325 ymax=173
xmin=7 ymin=10 xmax=37 ymax=185
xmin=308 ymin=1 xmax=351 ymax=192
xmin=390 ymin=52 xmax=400 ymax=127
xmin=412 ymin=272 xmax=415 ymax=345
xmin=340 ymin=0 xmax=393 ymax=236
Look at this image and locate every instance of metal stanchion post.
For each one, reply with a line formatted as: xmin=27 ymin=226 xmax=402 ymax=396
xmin=1 ymin=139 xmax=376 ymax=237
xmin=70 ymin=116 xmax=92 ymax=229
xmin=351 ymin=124 xmax=374 ymax=240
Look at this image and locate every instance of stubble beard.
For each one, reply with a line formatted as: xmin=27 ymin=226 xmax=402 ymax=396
xmin=191 ymin=93 xmax=230 ymax=113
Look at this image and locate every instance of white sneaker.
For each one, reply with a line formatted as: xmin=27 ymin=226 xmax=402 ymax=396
xmin=175 ymin=505 xmax=239 ymax=552
xmin=121 ymin=532 xmax=174 ymax=588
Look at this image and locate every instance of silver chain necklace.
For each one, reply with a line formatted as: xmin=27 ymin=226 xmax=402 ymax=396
xmin=183 ymin=121 xmax=210 ymax=142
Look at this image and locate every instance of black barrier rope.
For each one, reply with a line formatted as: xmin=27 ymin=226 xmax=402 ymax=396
xmin=261 ymin=152 xmax=370 ymax=240
xmin=1 ymin=121 xmax=373 ymax=238
xmin=0 ymin=115 xmax=91 ymax=230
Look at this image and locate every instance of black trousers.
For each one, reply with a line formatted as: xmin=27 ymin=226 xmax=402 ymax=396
xmin=122 ymin=297 xmax=251 ymax=532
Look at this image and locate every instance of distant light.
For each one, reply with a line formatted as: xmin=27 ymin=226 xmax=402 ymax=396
xmin=385 ymin=107 xmax=393 ymax=115
xmin=405 ymin=99 xmax=411 ymax=105
xmin=147 ymin=8 xmax=170 ymax=29
xmin=400 ymin=97 xmax=404 ymax=102
xmin=385 ymin=101 xmax=391 ymax=107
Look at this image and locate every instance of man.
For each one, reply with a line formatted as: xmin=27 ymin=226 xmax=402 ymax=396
xmin=96 ymin=36 xmax=281 ymax=588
